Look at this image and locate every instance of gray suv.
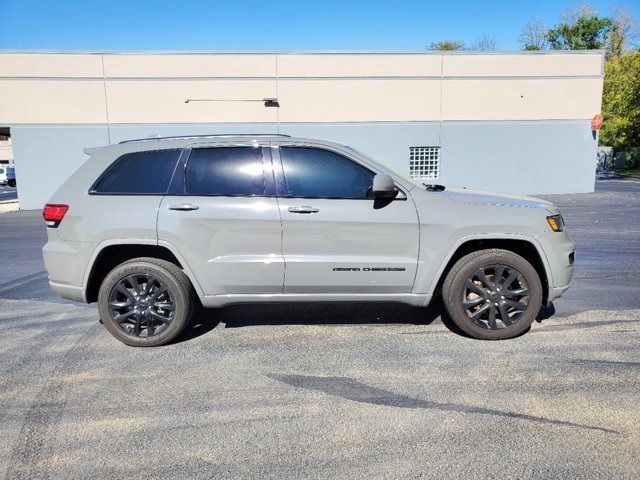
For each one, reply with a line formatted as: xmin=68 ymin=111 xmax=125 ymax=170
xmin=42 ymin=135 xmax=575 ymax=346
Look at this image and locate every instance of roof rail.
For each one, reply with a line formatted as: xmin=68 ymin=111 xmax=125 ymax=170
xmin=119 ymin=133 xmax=291 ymax=144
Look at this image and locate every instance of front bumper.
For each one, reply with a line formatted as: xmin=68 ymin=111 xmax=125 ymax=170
xmin=49 ymin=281 xmax=86 ymax=303
xmin=542 ymin=230 xmax=576 ymax=303
xmin=548 ymin=284 xmax=572 ymax=304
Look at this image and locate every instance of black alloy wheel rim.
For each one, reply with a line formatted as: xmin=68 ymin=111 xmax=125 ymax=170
xmin=462 ymin=264 xmax=531 ymax=330
xmin=108 ymin=274 xmax=175 ymax=337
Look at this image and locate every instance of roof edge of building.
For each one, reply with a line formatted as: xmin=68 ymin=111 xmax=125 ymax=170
xmin=0 ymin=49 xmax=605 ymax=56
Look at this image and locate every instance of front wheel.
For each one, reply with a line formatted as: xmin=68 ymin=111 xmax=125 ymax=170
xmin=8 ymin=179 xmax=15 ymax=187
xmin=442 ymin=249 xmax=543 ymax=340
xmin=98 ymin=257 xmax=195 ymax=347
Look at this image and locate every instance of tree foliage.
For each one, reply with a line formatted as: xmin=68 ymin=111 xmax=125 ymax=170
xmin=547 ymin=13 xmax=613 ymax=50
xmin=427 ymin=36 xmax=497 ymax=52
xmin=600 ymin=51 xmax=640 ymax=164
xmin=520 ymin=5 xmax=638 ymax=55
xmin=428 ymin=40 xmax=466 ymax=51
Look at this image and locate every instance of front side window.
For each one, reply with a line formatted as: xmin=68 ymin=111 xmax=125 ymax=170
xmin=279 ymin=147 xmax=375 ymax=199
xmin=185 ymin=147 xmax=265 ymax=196
xmin=92 ymin=149 xmax=180 ymax=195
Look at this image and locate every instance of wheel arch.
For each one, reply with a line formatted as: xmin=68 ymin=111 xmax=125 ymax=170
xmin=83 ymin=239 xmax=203 ymax=303
xmin=429 ymin=235 xmax=553 ymax=305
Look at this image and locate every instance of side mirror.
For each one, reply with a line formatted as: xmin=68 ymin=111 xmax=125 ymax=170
xmin=371 ymin=174 xmax=398 ymax=198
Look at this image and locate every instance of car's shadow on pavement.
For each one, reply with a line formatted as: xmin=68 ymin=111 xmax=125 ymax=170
xmin=174 ymin=297 xmax=446 ymax=344
xmin=174 ymin=297 xmax=558 ymax=344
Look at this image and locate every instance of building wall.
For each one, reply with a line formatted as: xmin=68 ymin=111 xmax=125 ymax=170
xmin=0 ymin=138 xmax=12 ymax=163
xmin=0 ymin=51 xmax=604 ymax=209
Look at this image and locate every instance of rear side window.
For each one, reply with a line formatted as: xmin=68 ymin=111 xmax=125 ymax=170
xmin=185 ymin=147 xmax=265 ymax=196
xmin=279 ymin=147 xmax=375 ymax=199
xmin=0 ymin=168 xmax=4 ymax=174
xmin=92 ymin=149 xmax=181 ymax=195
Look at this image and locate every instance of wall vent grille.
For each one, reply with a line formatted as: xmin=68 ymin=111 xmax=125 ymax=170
xmin=409 ymin=146 xmax=440 ymax=180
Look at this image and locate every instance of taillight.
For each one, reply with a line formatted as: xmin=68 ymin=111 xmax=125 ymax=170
xmin=43 ymin=204 xmax=69 ymax=228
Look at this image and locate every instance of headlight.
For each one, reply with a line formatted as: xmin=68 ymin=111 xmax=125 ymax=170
xmin=546 ymin=214 xmax=565 ymax=232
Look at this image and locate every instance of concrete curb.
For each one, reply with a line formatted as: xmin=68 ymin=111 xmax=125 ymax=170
xmin=0 ymin=200 xmax=19 ymax=213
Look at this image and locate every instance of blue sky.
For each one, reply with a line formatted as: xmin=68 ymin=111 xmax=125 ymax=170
xmin=0 ymin=0 xmax=638 ymax=51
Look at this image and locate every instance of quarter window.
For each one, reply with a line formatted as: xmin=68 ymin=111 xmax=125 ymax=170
xmin=279 ymin=147 xmax=374 ymax=199
xmin=92 ymin=149 xmax=181 ymax=195
xmin=185 ymin=147 xmax=265 ymax=196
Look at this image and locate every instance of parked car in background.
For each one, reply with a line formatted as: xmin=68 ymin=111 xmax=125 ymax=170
xmin=0 ymin=165 xmax=15 ymax=187
xmin=42 ymin=135 xmax=576 ymax=347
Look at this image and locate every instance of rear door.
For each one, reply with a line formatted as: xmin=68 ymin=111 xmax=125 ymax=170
xmin=273 ymin=145 xmax=420 ymax=294
xmin=157 ymin=144 xmax=284 ymax=295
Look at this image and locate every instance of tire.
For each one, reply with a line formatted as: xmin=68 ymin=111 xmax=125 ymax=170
xmin=97 ymin=257 xmax=195 ymax=347
xmin=8 ymin=180 xmax=15 ymax=188
xmin=442 ymin=249 xmax=543 ymax=340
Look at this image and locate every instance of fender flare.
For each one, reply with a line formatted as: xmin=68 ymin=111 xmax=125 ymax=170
xmin=425 ymin=232 xmax=554 ymax=297
xmin=81 ymin=238 xmax=205 ymax=299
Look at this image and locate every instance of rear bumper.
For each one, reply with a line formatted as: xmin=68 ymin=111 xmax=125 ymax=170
xmin=43 ymin=239 xmax=96 ymax=303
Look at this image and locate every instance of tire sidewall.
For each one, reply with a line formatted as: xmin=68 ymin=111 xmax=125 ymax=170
xmin=98 ymin=261 xmax=189 ymax=347
xmin=446 ymin=252 xmax=543 ymax=340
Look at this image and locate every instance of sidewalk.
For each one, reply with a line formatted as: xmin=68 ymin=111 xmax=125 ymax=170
xmin=0 ymin=199 xmax=19 ymax=213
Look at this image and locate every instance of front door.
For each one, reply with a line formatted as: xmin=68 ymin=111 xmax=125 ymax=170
xmin=273 ymin=145 xmax=420 ymax=294
xmin=157 ymin=145 xmax=284 ymax=295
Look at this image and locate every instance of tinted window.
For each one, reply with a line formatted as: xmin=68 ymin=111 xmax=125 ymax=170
xmin=0 ymin=168 xmax=4 ymax=174
xmin=185 ymin=147 xmax=264 ymax=196
xmin=280 ymin=147 xmax=375 ymax=199
xmin=93 ymin=149 xmax=180 ymax=194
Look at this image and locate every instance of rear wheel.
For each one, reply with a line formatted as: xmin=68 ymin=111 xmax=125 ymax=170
xmin=98 ymin=257 xmax=195 ymax=347
xmin=442 ymin=249 xmax=542 ymax=340
xmin=8 ymin=179 xmax=15 ymax=187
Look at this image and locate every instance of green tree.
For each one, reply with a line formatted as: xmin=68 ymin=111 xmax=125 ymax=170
xmin=600 ymin=51 xmax=640 ymax=166
xmin=428 ymin=40 xmax=466 ymax=51
xmin=547 ymin=13 xmax=613 ymax=50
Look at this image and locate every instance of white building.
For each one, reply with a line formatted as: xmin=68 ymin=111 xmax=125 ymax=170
xmin=0 ymin=51 xmax=604 ymax=209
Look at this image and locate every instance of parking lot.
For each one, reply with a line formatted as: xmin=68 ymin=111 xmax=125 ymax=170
xmin=0 ymin=184 xmax=17 ymax=203
xmin=0 ymin=178 xmax=639 ymax=479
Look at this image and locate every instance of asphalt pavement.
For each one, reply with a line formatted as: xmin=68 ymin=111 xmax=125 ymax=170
xmin=0 ymin=178 xmax=638 ymax=479
xmin=0 ymin=185 xmax=18 ymax=203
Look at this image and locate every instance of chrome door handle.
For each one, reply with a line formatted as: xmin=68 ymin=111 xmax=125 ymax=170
xmin=288 ymin=206 xmax=319 ymax=214
xmin=168 ymin=203 xmax=199 ymax=211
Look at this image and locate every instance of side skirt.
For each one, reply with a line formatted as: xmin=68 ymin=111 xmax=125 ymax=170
xmin=199 ymin=293 xmax=432 ymax=308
